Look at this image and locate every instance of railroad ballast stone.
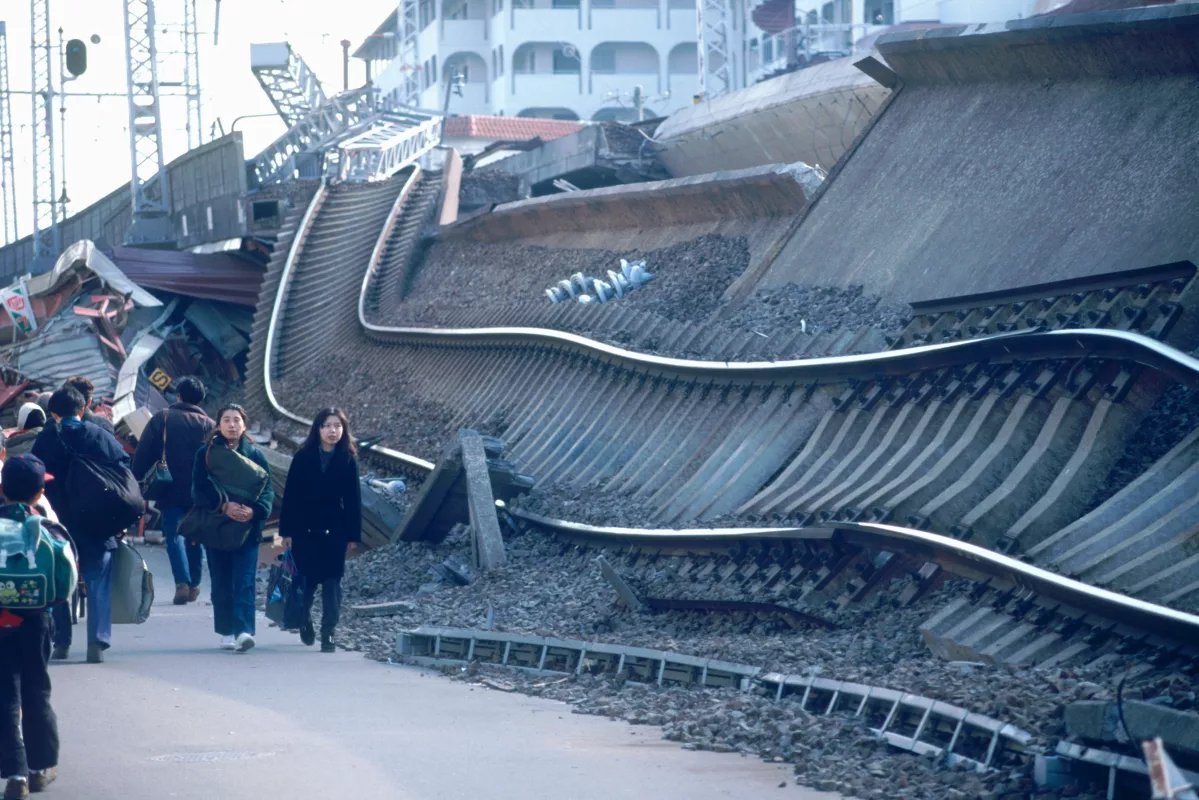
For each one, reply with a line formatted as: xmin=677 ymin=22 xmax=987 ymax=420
xmin=328 ymin=525 xmax=1176 ymax=800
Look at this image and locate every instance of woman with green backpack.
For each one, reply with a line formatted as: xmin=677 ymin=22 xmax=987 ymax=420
xmin=187 ymin=405 xmax=274 ymax=654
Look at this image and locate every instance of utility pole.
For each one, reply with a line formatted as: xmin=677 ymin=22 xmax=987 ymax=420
xmin=184 ymin=0 xmax=203 ymax=149
xmin=122 ymin=0 xmax=174 ymax=245
xmin=0 ymin=22 xmax=19 ymax=245
xmin=30 ymin=0 xmax=60 ymax=269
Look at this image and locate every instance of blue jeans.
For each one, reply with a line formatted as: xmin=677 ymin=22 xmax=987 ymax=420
xmin=206 ymin=537 xmax=258 ymax=637
xmin=81 ymin=550 xmax=113 ymax=649
xmin=50 ymin=550 xmax=111 ymax=650
xmin=162 ymin=506 xmax=203 ymax=587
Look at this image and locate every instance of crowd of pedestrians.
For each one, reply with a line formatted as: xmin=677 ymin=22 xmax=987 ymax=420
xmin=0 ymin=374 xmax=364 ymax=798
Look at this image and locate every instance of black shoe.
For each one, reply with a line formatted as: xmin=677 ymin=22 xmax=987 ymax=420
xmin=27 ymin=767 xmax=56 ymax=793
xmin=86 ymin=642 xmax=105 ymax=664
xmin=300 ymin=619 xmax=315 ymax=646
xmin=320 ymin=634 xmax=335 ymax=653
xmin=50 ymin=646 xmax=69 ymax=661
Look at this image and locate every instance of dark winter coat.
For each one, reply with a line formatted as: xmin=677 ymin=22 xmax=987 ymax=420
xmin=278 ymin=447 xmax=361 ymax=583
xmin=190 ymin=436 xmax=275 ymax=543
xmin=131 ymin=402 xmax=215 ymax=509
xmin=31 ymin=416 xmax=131 ymax=558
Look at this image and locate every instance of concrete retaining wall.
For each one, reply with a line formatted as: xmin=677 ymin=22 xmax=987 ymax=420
xmin=440 ymin=163 xmax=815 ymax=244
xmin=652 ymin=57 xmax=892 ymax=178
xmin=758 ymin=7 xmax=1199 ymax=309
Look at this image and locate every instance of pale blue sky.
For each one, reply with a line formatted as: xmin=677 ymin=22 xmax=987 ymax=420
xmin=3 ymin=0 xmax=397 ymax=240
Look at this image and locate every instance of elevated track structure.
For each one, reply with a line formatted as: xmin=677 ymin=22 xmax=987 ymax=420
xmin=237 ymin=8 xmax=1199 ymax=781
xmin=245 ymin=164 xmax=1199 ymax=676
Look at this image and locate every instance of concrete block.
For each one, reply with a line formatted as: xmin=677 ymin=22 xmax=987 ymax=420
xmin=1065 ymin=700 xmax=1199 ymax=759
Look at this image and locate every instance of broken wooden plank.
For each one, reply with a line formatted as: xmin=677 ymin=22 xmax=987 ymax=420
xmin=460 ymin=430 xmax=506 ymax=571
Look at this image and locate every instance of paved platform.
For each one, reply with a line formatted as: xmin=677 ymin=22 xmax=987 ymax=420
xmin=45 ymin=542 xmax=836 ymax=800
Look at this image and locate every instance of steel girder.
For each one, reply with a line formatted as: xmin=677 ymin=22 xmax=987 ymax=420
xmin=122 ymin=0 xmax=173 ymax=242
xmin=396 ymin=0 xmax=421 ymax=107
xmin=697 ymin=0 xmax=735 ymax=100
xmin=29 ymin=0 xmax=59 ymax=262
xmin=249 ymin=86 xmax=377 ymax=186
xmin=337 ymin=113 xmax=442 ymax=183
xmin=0 ymin=22 xmax=18 ymax=245
xmin=250 ymin=42 xmax=328 ymax=128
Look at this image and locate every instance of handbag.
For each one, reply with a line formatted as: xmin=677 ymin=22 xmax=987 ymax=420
xmin=179 ymin=441 xmax=268 ymax=552
xmin=179 ymin=510 xmax=251 ymax=551
xmin=265 ymin=551 xmax=297 ymax=627
xmin=139 ymin=412 xmax=174 ymax=503
xmin=179 ymin=487 xmax=253 ymax=551
xmin=110 ymin=540 xmax=154 ymax=624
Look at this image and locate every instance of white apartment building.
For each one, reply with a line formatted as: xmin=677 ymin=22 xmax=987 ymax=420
xmin=353 ymin=0 xmax=1060 ymax=123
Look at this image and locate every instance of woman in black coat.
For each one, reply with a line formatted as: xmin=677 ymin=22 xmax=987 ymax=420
xmin=279 ymin=407 xmax=361 ymax=652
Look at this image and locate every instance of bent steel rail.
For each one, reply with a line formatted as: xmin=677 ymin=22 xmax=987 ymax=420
xmin=262 ymin=172 xmax=433 ymax=472
xmin=509 ymin=508 xmax=1199 ymax=648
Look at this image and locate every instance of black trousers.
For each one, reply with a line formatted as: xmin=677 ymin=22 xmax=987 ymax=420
xmin=0 ymin=611 xmax=59 ymax=778
xmin=300 ymin=577 xmax=343 ymax=637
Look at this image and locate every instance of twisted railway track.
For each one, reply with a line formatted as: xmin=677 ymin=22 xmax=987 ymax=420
xmin=246 ymin=172 xmax=1199 ymax=678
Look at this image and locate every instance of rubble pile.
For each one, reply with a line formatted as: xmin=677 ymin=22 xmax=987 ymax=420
xmin=332 ymin=525 xmax=1160 ymax=800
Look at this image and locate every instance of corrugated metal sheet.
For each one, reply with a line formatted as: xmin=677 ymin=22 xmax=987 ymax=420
xmin=10 ymin=319 xmax=118 ymax=400
xmin=107 ymin=245 xmax=267 ymax=307
xmin=111 ymin=332 xmax=164 ymax=424
xmin=184 ymin=301 xmax=250 ymax=360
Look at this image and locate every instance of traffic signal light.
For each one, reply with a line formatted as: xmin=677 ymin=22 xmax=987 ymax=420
xmin=65 ymin=39 xmax=87 ymax=77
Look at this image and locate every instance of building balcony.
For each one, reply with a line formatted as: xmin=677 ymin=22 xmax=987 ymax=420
xmin=587 ymin=6 xmax=659 ymax=36
xmin=510 ymin=7 xmax=582 ymax=37
xmin=442 ymin=18 xmax=488 ymax=47
xmin=589 ymin=70 xmax=659 ymax=98
xmin=510 ymin=71 xmax=584 ymax=99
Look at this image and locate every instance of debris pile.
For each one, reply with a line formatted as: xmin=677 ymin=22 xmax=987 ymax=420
xmin=334 ymin=526 xmax=1159 ymax=800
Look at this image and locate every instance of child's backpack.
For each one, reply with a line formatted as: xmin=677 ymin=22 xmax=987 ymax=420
xmin=0 ymin=509 xmax=78 ymax=610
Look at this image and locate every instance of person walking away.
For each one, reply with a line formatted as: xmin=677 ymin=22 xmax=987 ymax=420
xmin=33 ymin=387 xmax=132 ymax=664
xmin=280 ymin=408 xmax=361 ymax=653
xmin=0 ymin=454 xmax=74 ymax=798
xmin=190 ymin=405 xmax=274 ymax=653
xmin=63 ymin=377 xmax=113 ymax=435
xmin=131 ymin=377 xmax=214 ymax=605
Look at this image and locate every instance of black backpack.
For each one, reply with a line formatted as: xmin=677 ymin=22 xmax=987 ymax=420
xmin=63 ymin=450 xmax=144 ymax=539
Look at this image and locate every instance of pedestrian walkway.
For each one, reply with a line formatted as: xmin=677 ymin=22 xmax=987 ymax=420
xmin=48 ymin=542 xmax=837 ymax=800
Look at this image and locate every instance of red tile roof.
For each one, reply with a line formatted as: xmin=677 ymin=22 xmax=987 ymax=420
xmin=442 ymin=115 xmax=585 ymax=142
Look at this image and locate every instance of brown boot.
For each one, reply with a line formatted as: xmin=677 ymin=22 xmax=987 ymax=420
xmin=187 ymin=585 xmax=201 ymax=602
xmin=173 ymin=583 xmax=189 ymax=605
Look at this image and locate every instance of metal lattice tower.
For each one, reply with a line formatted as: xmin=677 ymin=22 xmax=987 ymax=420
xmin=29 ymin=0 xmax=59 ymax=265
xmin=250 ymin=42 xmax=328 ymax=127
xmin=0 ymin=22 xmax=19 ymax=245
xmin=183 ymin=0 xmax=203 ymax=149
xmin=396 ymin=0 xmax=421 ymax=107
xmin=696 ymin=0 xmax=734 ymax=100
xmin=122 ymin=0 xmax=173 ymax=244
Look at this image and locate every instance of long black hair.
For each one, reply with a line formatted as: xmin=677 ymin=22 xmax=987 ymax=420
xmin=301 ymin=407 xmax=357 ymax=461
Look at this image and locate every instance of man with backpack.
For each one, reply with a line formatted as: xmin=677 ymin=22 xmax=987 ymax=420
xmin=0 ymin=453 xmax=74 ymax=798
xmin=131 ymin=377 xmax=214 ymax=605
xmin=33 ymin=386 xmax=138 ymax=664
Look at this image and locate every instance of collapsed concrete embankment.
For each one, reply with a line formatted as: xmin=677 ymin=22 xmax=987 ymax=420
xmin=438 ymin=164 xmax=819 ymax=287
xmin=758 ymin=6 xmax=1199 ymax=310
